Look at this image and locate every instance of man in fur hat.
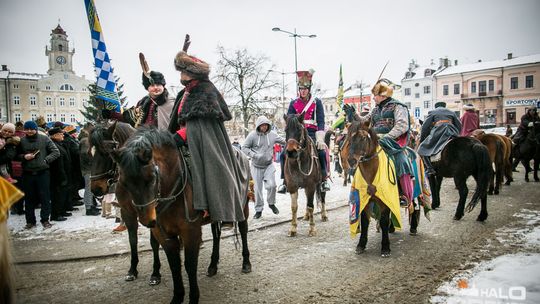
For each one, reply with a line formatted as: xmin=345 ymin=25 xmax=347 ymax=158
xmin=103 ymin=70 xmax=174 ymax=130
xmin=277 ymin=70 xmax=331 ymax=194
xmin=460 ymin=103 xmax=479 ymax=136
xmin=168 ymin=39 xmax=250 ymax=227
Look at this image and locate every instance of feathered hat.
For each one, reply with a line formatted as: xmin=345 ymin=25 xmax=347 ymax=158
xmin=139 ymin=53 xmax=166 ymax=90
xmin=174 ymin=34 xmax=210 ymax=79
xmin=297 ymin=70 xmax=314 ymax=89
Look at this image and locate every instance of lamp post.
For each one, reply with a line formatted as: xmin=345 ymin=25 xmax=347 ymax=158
xmin=268 ymin=69 xmax=295 ymax=105
xmin=272 ymin=27 xmax=316 ymax=91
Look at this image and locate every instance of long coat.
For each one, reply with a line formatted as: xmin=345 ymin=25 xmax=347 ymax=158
xmin=169 ymin=80 xmax=249 ymax=222
xmin=460 ymin=110 xmax=480 ymax=136
xmin=418 ymin=107 xmax=462 ymax=157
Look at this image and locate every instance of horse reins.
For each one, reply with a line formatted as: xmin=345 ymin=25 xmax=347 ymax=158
xmin=286 ymin=127 xmax=318 ymax=176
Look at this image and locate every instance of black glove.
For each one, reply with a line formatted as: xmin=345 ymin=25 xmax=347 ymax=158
xmin=173 ymin=133 xmax=186 ymax=148
xmin=101 ymin=109 xmax=112 ymax=119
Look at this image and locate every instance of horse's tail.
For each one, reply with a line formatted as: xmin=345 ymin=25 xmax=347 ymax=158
xmin=466 ymin=142 xmax=492 ymax=212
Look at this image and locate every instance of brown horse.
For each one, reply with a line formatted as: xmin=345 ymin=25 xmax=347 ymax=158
xmin=325 ymin=128 xmax=352 ymax=186
xmin=89 ymin=122 xmax=163 ymax=285
xmin=470 ymin=130 xmax=509 ymax=194
xmin=111 ymin=127 xmax=251 ymax=303
xmin=345 ymin=120 xmax=393 ymax=257
xmin=284 ymin=113 xmax=328 ymax=237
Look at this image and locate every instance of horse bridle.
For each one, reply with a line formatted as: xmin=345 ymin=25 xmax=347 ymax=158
xmin=89 ymin=139 xmax=119 ymax=187
xmin=286 ymin=122 xmax=317 ymax=176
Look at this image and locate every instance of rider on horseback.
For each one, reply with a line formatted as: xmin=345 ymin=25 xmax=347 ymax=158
xmin=513 ymin=107 xmax=539 ymax=144
xmin=363 ymin=78 xmax=415 ymax=207
xmin=277 ymin=70 xmax=330 ymax=193
xmin=417 ymin=101 xmax=462 ymax=175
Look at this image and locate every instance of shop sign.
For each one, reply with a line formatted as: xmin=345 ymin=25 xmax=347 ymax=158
xmin=504 ymin=98 xmax=539 ymax=107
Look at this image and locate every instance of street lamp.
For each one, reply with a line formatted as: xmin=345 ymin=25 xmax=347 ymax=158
xmin=272 ymin=27 xmax=316 ymax=91
xmin=268 ymin=69 xmax=295 ymax=105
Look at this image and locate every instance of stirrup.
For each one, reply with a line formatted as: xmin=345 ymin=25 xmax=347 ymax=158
xmin=321 ymin=181 xmax=331 ymax=192
xmin=277 ymin=184 xmax=287 ymax=194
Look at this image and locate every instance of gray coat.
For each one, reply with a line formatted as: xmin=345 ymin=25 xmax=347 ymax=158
xmin=418 ymin=107 xmax=462 ymax=156
xmin=241 ymin=116 xmax=286 ymax=168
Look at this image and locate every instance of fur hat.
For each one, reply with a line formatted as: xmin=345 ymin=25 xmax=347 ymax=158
xmin=142 ymin=71 xmax=166 ymax=90
xmin=371 ymin=78 xmax=394 ymax=97
xmin=23 ymin=121 xmax=38 ymax=130
xmin=463 ymin=104 xmax=475 ymax=110
xmin=174 ymin=51 xmax=210 ymax=79
xmin=435 ymin=101 xmax=447 ymax=108
xmin=297 ymin=70 xmax=314 ymax=89
xmin=1 ymin=123 xmax=15 ymax=133
xmin=48 ymin=127 xmax=63 ymax=136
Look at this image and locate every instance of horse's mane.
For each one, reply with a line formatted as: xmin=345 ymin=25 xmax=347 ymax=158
xmin=89 ymin=122 xmax=135 ymax=149
xmin=120 ymin=127 xmax=176 ymax=177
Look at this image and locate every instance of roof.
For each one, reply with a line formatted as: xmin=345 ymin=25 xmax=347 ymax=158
xmin=434 ymin=54 xmax=540 ymax=77
xmin=0 ymin=71 xmax=46 ymax=80
xmin=403 ymin=63 xmax=439 ymax=81
xmin=52 ymin=24 xmax=67 ymax=36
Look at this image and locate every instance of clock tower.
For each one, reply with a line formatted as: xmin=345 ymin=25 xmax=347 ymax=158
xmin=45 ymin=24 xmax=75 ymax=74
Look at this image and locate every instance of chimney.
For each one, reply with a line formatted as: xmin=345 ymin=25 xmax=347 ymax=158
xmin=1 ymin=64 xmax=7 ymax=71
xmin=454 ymin=60 xmax=458 ymax=66
xmin=507 ymin=53 xmax=513 ymax=60
xmin=444 ymin=58 xmax=449 ymax=67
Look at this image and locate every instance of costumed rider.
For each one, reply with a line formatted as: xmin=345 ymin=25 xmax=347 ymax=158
xmin=417 ymin=101 xmax=462 ymax=175
xmin=277 ymin=69 xmax=330 ymax=194
xmin=102 ymin=54 xmax=174 ymax=130
xmin=459 ymin=103 xmax=479 ymax=136
xmin=168 ymin=34 xmax=250 ymax=229
xmin=511 ymin=106 xmax=540 ymax=170
xmin=364 ymin=78 xmax=414 ymax=207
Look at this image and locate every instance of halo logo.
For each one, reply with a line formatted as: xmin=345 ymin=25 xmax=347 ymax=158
xmin=451 ymin=279 xmax=527 ymax=303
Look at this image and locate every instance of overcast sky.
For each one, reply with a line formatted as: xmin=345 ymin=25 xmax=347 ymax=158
xmin=1 ymin=0 xmax=539 ymax=106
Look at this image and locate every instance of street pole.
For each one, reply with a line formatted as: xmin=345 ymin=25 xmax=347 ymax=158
xmin=294 ymin=28 xmax=298 ymax=92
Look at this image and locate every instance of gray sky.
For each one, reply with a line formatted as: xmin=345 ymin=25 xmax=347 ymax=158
xmin=1 ymin=0 xmax=539 ymax=106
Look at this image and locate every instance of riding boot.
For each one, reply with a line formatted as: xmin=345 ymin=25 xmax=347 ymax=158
xmin=422 ymin=156 xmax=436 ymax=176
xmin=277 ymin=182 xmax=287 ymax=194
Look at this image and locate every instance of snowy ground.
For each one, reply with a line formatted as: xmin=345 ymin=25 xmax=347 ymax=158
xmin=431 ymin=209 xmax=540 ymax=304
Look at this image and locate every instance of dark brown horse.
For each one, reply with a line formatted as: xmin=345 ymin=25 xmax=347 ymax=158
xmin=284 ymin=113 xmax=328 ymax=237
xmin=89 ymin=122 xmax=163 ymax=286
xmin=515 ymin=122 xmax=540 ymax=182
xmin=111 ymin=127 xmax=251 ymax=303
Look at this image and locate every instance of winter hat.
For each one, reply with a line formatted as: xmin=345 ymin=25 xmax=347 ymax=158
xmin=1 ymin=123 xmax=15 ymax=133
xmin=23 ymin=120 xmax=38 ymax=130
xmin=142 ymin=71 xmax=166 ymax=90
xmin=371 ymin=78 xmax=394 ymax=97
xmin=435 ymin=101 xmax=447 ymax=108
xmin=48 ymin=127 xmax=63 ymax=136
xmin=53 ymin=121 xmax=64 ymax=128
xmin=463 ymin=104 xmax=475 ymax=110
xmin=173 ymin=35 xmax=210 ymax=80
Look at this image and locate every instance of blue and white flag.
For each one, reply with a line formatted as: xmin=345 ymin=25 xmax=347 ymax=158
xmin=84 ymin=0 xmax=121 ymax=112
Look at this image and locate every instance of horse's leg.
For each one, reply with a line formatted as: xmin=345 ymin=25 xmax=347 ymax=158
xmin=356 ymin=209 xmax=369 ymax=254
xmin=534 ymin=157 xmax=539 ymax=182
xmin=123 ymin=209 xmax=139 ymax=281
xmin=288 ymin=192 xmax=299 ymax=237
xmin=488 ymin=168 xmax=495 ymax=195
xmin=161 ymin=236 xmax=185 ymax=304
xmin=238 ymin=219 xmax=252 ymax=273
xmin=182 ymin=227 xmax=201 ymax=304
xmin=319 ymin=190 xmax=328 ymax=222
xmin=428 ymin=175 xmax=440 ymax=209
xmin=149 ymin=230 xmax=162 ymax=285
xmin=453 ymin=176 xmax=468 ymax=220
xmin=410 ymin=200 xmax=420 ymax=235
xmin=522 ymin=159 xmax=531 ymax=182
xmin=379 ymin=206 xmax=391 ymax=257
xmin=494 ymin=162 xmax=503 ymax=195
xmin=477 ymin=191 xmax=489 ymax=222
xmin=306 ymin=188 xmax=316 ymax=237
xmin=206 ymin=222 xmax=220 ymax=277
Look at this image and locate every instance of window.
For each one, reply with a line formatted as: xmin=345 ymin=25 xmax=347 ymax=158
xmin=479 ymin=81 xmax=486 ymax=93
xmin=46 ymin=114 xmax=53 ymax=122
xmin=404 ymin=102 xmax=412 ymax=108
xmin=64 ymin=74 xmax=69 ymax=80
xmin=82 ymin=88 xmax=87 ymax=92
xmin=489 ymin=80 xmax=494 ymax=91
xmin=59 ymin=97 xmax=65 ymax=106
xmin=511 ymin=77 xmax=518 ymax=89
xmin=60 ymin=84 xmax=74 ymax=91
xmin=423 ymin=101 xmax=430 ymax=109
xmin=30 ymin=85 xmax=36 ymax=90
xmin=454 ymin=84 xmax=460 ymax=95
xmin=330 ymin=105 xmax=333 ymax=112
xmin=58 ymin=45 xmax=63 ymax=51
xmin=13 ymin=84 xmax=18 ymax=89
xmin=46 ymin=85 xmax=51 ymax=90
xmin=424 ymin=69 xmax=432 ymax=77
xmin=14 ymin=113 xmax=21 ymax=122
xmin=471 ymin=82 xmax=477 ymax=93
xmin=30 ymin=96 xmax=37 ymax=106
xmin=13 ymin=96 xmax=20 ymax=105
xmin=69 ymin=97 xmax=76 ymax=107
xmin=404 ymin=88 xmax=411 ymax=96
xmin=60 ymin=114 xmax=66 ymax=122
xmin=415 ymin=93 xmax=420 ymax=99
xmin=70 ymin=114 xmax=76 ymax=123
xmin=423 ymin=86 xmax=431 ymax=94
xmin=443 ymin=85 xmax=449 ymax=96
xmin=31 ymin=113 xmax=37 ymax=121
xmin=46 ymin=97 xmax=52 ymax=106
xmin=526 ymin=75 xmax=534 ymax=88
xmin=82 ymin=98 xmax=88 ymax=107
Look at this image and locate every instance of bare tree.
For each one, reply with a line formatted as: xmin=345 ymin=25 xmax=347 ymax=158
xmin=213 ymin=45 xmax=280 ymax=137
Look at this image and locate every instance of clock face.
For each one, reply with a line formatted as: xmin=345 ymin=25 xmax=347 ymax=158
xmin=56 ymin=56 xmax=66 ymax=65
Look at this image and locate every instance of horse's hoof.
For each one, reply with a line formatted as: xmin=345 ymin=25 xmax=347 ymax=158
xmin=389 ymin=225 xmax=395 ymax=234
xmin=494 ymin=190 xmax=499 ymax=195
xmin=409 ymin=229 xmax=417 ymax=236
xmin=477 ymin=214 xmax=488 ymax=222
xmin=125 ymin=273 xmax=137 ymax=281
xmin=206 ymin=267 xmax=218 ymax=277
xmin=355 ymin=247 xmax=365 ymax=255
xmin=303 ymin=215 xmax=309 ymax=221
xmin=308 ymin=229 xmax=317 ymax=237
xmin=241 ymin=262 xmax=252 ymax=274
xmin=525 ymin=178 xmax=530 ymax=182
xmin=488 ymin=191 xmax=493 ymax=195
xmin=321 ymin=215 xmax=328 ymax=222
xmin=381 ymin=251 xmax=391 ymax=258
xmin=504 ymin=181 xmax=511 ymax=185
xmin=453 ymin=215 xmax=463 ymax=221
xmin=149 ymin=275 xmax=161 ymax=286
xmin=288 ymin=230 xmax=297 ymax=237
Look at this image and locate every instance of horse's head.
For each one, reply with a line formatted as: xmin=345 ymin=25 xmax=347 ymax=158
xmin=346 ymin=119 xmax=378 ymax=169
xmin=89 ymin=122 xmax=119 ymax=196
xmin=283 ymin=112 xmax=307 ymax=159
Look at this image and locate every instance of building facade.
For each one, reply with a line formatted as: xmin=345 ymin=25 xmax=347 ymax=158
xmin=434 ymin=53 xmax=540 ymax=126
xmin=0 ymin=24 xmax=91 ymax=124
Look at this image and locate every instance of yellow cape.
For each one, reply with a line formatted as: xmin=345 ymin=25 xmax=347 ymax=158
xmin=0 ymin=177 xmax=24 ymax=223
xmin=350 ymin=147 xmax=402 ymax=236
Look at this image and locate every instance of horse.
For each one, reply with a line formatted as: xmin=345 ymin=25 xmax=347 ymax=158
xmin=470 ymin=130 xmax=508 ymax=194
xmin=325 ymin=128 xmax=352 ymax=186
xmin=516 ymin=122 xmax=540 ymax=182
xmin=88 ymin=122 xmax=163 ymax=286
xmin=111 ymin=127 xmax=251 ymax=303
xmin=283 ymin=113 xmax=328 ymax=237
xmin=428 ymin=136 xmax=491 ymax=221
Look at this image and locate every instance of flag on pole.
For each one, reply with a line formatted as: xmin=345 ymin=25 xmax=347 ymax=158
xmin=84 ymin=0 xmax=121 ymax=112
xmin=335 ymin=64 xmax=345 ymax=115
